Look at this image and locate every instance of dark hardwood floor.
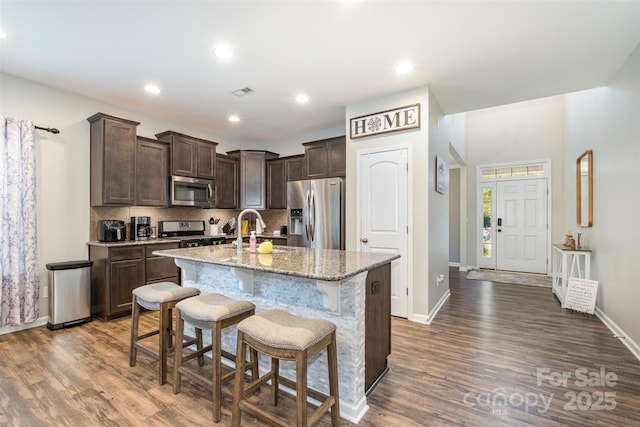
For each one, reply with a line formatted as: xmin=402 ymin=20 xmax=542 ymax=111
xmin=1 ymin=268 xmax=639 ymax=426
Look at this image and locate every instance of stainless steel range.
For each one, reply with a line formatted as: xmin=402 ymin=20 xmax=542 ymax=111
xmin=158 ymin=220 xmax=226 ymax=248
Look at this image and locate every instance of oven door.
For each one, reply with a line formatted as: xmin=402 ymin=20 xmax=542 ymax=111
xmin=170 ymin=176 xmax=216 ymax=208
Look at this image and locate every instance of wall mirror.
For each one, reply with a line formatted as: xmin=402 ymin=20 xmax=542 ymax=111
xmin=576 ymin=149 xmax=593 ymax=227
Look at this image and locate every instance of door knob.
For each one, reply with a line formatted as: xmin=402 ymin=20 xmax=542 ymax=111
xmin=361 ymin=237 xmax=368 ymax=243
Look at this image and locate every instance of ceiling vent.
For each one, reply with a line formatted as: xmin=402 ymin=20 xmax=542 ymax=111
xmin=232 ymin=87 xmax=255 ymax=97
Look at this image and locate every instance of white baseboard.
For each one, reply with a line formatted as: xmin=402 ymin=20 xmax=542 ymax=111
xmin=595 ymin=306 xmax=640 ymax=362
xmin=0 ymin=316 xmax=48 ymax=336
xmin=448 ymin=262 xmax=460 ymax=267
xmin=409 ymin=289 xmax=451 ymax=325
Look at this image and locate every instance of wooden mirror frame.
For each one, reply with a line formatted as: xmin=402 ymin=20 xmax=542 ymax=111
xmin=576 ymin=149 xmax=593 ymax=227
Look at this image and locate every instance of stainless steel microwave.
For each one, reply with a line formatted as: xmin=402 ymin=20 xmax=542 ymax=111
xmin=170 ymin=176 xmax=216 ymax=208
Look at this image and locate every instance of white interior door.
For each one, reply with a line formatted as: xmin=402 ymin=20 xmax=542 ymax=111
xmin=359 ymin=148 xmax=409 ymax=318
xmin=496 ymin=178 xmax=548 ymax=273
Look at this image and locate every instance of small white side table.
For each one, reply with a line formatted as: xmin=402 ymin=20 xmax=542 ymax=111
xmin=551 ymin=244 xmax=592 ymax=304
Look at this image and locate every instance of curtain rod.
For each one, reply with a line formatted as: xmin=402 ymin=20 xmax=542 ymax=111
xmin=35 ymin=125 xmax=60 ymax=134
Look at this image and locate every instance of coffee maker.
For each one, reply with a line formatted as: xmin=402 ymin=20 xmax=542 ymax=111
xmin=131 ymin=216 xmax=152 ymax=240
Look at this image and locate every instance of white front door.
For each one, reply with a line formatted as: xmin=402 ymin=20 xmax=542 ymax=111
xmin=359 ymin=147 xmax=409 ymax=318
xmin=495 ymin=178 xmax=548 ymax=273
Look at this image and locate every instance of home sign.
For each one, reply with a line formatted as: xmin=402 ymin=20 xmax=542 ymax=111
xmin=350 ymin=103 xmax=421 ymax=139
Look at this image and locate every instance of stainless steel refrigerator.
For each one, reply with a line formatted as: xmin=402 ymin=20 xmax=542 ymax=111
xmin=287 ymin=178 xmax=344 ymax=249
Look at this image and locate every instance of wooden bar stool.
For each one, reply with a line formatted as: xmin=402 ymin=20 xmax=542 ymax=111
xmin=231 ymin=309 xmax=340 ymax=427
xmin=129 ymin=282 xmax=201 ymax=385
xmin=173 ymin=293 xmax=257 ymax=423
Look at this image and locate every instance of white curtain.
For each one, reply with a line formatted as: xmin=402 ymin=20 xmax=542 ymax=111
xmin=0 ymin=116 xmax=40 ymax=326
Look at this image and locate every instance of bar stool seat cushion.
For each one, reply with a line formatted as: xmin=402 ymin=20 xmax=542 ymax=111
xmin=132 ymin=282 xmax=200 ymax=310
xmin=176 ymin=293 xmax=256 ymax=330
xmin=238 ymin=309 xmax=336 ymax=351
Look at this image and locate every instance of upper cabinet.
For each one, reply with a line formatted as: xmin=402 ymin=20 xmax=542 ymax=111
xmin=267 ymin=155 xmax=304 ymax=209
xmin=303 ymin=136 xmax=346 ymax=179
xmin=135 ymin=136 xmax=169 ymax=206
xmin=215 ymin=154 xmax=239 ymax=209
xmin=88 ymin=113 xmax=140 ymax=206
xmin=227 ymin=150 xmax=279 ymax=210
xmin=155 ymin=131 xmax=218 ymax=179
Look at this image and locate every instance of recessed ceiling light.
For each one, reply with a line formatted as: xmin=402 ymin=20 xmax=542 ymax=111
xmin=0 ymin=30 xmax=7 ymax=39
xmin=228 ymin=115 xmax=240 ymax=123
xmin=213 ymin=45 xmax=234 ymax=60
xmin=144 ymin=84 xmax=161 ymax=94
xmin=395 ymin=61 xmax=413 ymax=75
xmin=295 ymin=94 xmax=309 ymax=104
xmin=232 ymin=87 xmax=255 ymax=97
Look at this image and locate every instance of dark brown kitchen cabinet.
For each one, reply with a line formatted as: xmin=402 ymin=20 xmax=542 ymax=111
xmin=364 ymin=263 xmax=391 ymax=394
xmin=267 ymin=154 xmax=304 ymax=209
xmin=88 ymin=113 xmax=140 ymax=206
xmin=89 ymin=242 xmax=179 ymax=321
xmin=155 ymin=131 xmax=218 ymax=179
xmin=286 ymin=155 xmax=305 ymax=182
xmin=215 ymin=154 xmax=239 ymax=209
xmin=303 ymin=136 xmax=346 ymax=179
xmin=135 ymin=136 xmax=169 ymax=206
xmin=144 ymin=243 xmax=180 ymax=284
xmin=227 ymin=150 xmax=279 ymax=210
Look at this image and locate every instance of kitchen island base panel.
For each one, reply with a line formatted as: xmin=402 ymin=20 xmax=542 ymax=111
xmin=176 ymin=259 xmax=370 ymax=423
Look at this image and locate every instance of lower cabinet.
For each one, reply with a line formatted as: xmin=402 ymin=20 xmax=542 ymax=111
xmin=89 ymin=242 xmax=179 ymax=320
xmin=365 ymin=263 xmax=391 ymax=394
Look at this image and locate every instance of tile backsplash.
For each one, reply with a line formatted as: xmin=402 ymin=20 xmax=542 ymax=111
xmin=90 ymin=207 xmax=287 ymax=241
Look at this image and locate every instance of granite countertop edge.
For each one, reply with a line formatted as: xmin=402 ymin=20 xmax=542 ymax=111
xmin=153 ymin=246 xmax=400 ymax=282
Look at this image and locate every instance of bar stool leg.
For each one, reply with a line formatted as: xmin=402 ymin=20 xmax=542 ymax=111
xmin=196 ymin=328 xmax=205 ymax=366
xmin=129 ymin=294 xmax=139 ymax=367
xmin=212 ymin=321 xmax=222 ymax=423
xmin=173 ymin=309 xmax=185 ymax=394
xmin=272 ymin=357 xmax=280 ymax=406
xmin=232 ymin=330 xmax=246 ymax=427
xmin=296 ymin=352 xmax=308 ymax=427
xmin=158 ymin=302 xmax=170 ymax=385
xmin=328 ymin=332 xmax=340 ymax=426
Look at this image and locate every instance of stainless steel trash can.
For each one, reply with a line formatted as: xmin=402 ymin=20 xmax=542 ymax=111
xmin=46 ymin=260 xmax=93 ymax=330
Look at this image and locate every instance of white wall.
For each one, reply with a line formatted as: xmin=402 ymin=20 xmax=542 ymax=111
xmin=465 ymin=96 xmax=566 ymax=268
xmin=563 ymin=43 xmax=640 ymax=352
xmin=427 ymin=91 xmax=452 ymax=315
xmin=0 ymin=73 xmax=246 ymax=334
xmin=345 ymin=86 xmax=449 ymax=321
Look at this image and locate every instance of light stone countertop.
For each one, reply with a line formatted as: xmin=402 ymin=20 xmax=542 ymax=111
xmin=86 ymin=238 xmax=182 ymax=247
xmin=153 ymin=244 xmax=399 ymax=282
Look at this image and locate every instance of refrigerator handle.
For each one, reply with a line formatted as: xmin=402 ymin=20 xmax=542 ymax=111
xmin=309 ymin=190 xmax=315 ymax=241
xmin=305 ymin=190 xmax=311 ymax=240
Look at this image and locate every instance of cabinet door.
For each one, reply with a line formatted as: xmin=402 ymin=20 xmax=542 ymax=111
xmin=240 ymin=151 xmax=267 ymax=209
xmin=365 ymin=263 xmax=391 ymax=393
xmin=267 ymin=159 xmax=286 ymax=209
xmin=216 ymin=154 xmax=239 ymax=209
xmin=136 ymin=137 xmax=169 ymax=206
xmin=89 ymin=113 xmax=139 ymax=206
xmin=171 ymin=134 xmax=197 ymax=177
xmin=327 ymin=137 xmax=346 ymax=177
xmin=304 ymin=143 xmax=328 ymax=179
xmin=145 ymin=243 xmax=179 ymax=283
xmin=196 ymin=141 xmax=216 ymax=180
xmin=110 ymin=258 xmax=145 ymax=315
xmin=286 ymin=155 xmax=305 ymax=182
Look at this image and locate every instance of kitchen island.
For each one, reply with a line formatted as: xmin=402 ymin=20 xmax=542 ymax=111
xmin=153 ymin=244 xmax=399 ymax=423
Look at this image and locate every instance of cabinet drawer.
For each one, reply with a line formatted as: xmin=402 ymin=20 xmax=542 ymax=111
xmin=145 ymin=243 xmax=179 ymax=257
xmin=146 ymin=256 xmax=179 ymax=282
xmin=110 ymin=246 xmax=144 ymax=261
